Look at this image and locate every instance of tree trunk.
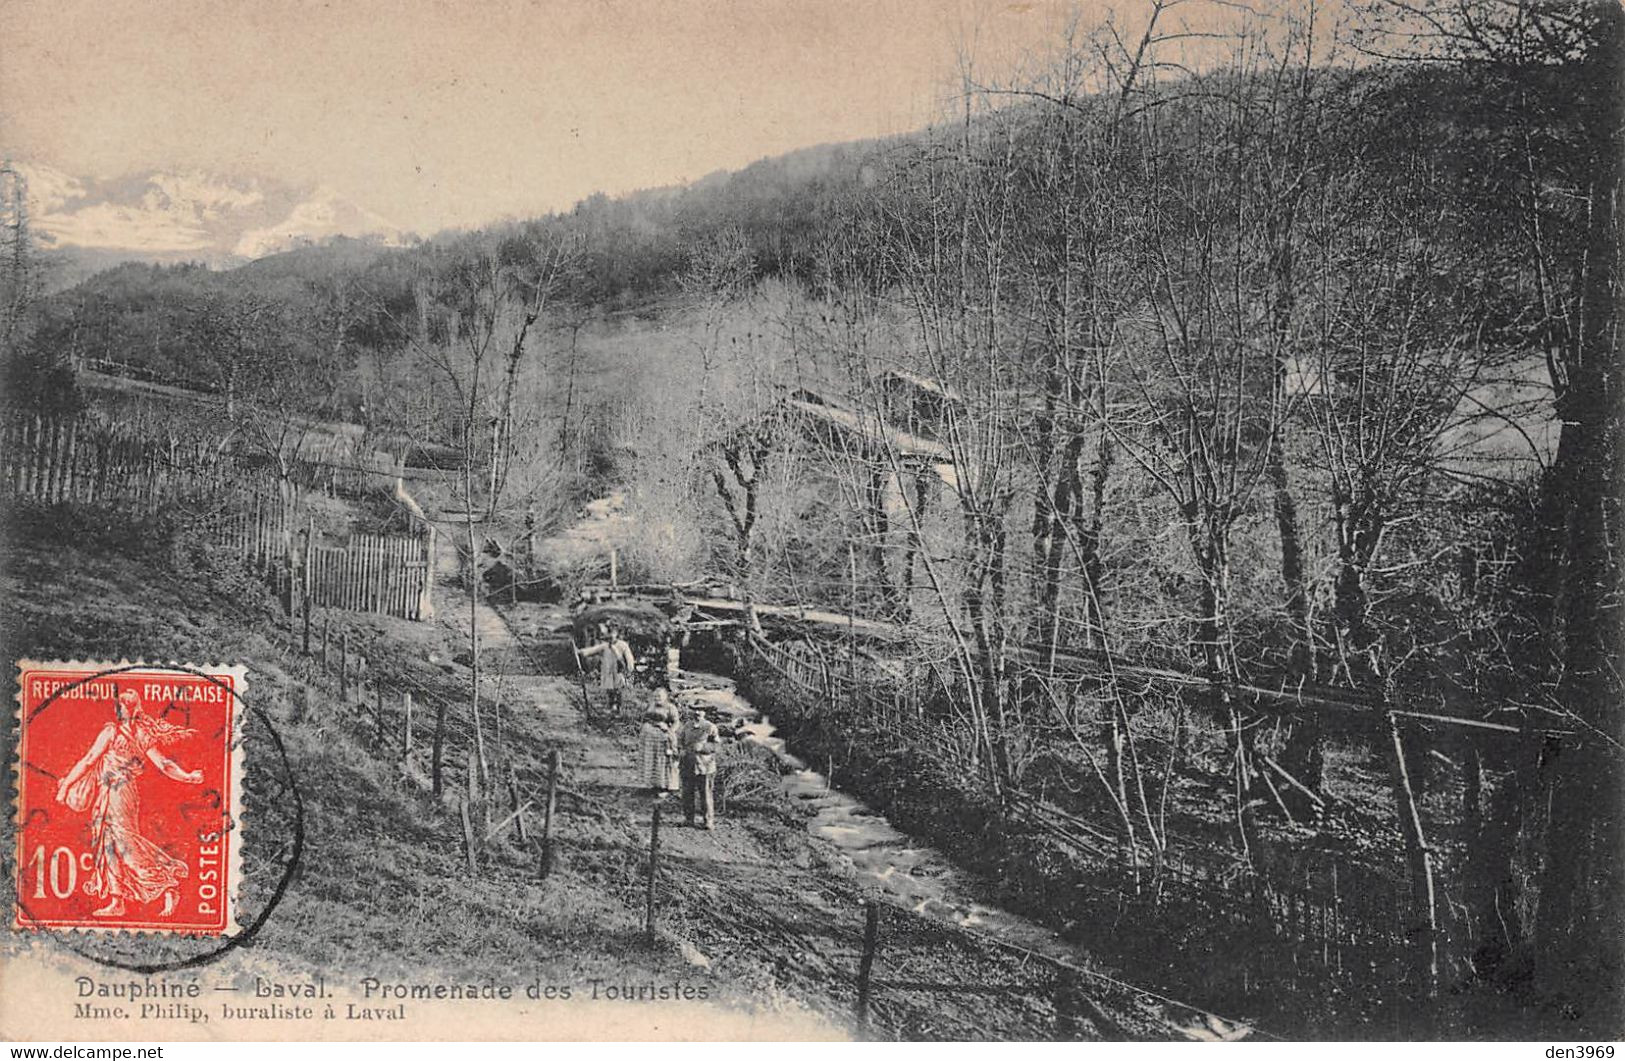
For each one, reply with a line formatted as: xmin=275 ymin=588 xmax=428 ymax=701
xmin=1035 ymin=431 xmax=1086 ymax=667
xmin=1533 ymin=16 xmax=1623 ymax=1010
xmin=1074 ymin=426 xmax=1112 ymax=650
xmin=898 ymin=471 xmax=930 ymax=624
xmin=1271 ymin=441 xmax=1323 ymax=794
xmin=867 ymin=465 xmax=896 ymax=613
xmin=1387 ymin=713 xmax=1439 ymax=999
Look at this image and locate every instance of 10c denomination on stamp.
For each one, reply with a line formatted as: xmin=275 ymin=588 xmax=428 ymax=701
xmin=14 ymin=660 xmax=245 ymax=936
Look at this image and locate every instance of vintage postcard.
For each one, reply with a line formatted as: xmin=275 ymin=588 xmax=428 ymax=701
xmin=1 ymin=0 xmax=1621 ymax=1047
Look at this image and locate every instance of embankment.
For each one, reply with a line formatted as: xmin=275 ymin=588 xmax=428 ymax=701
xmin=714 ymin=639 xmax=1414 ymax=1038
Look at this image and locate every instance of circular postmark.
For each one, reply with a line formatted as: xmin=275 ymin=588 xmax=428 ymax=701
xmin=13 ymin=661 xmax=304 ymax=972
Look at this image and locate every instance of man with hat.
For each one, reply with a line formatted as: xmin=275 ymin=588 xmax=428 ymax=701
xmin=677 ymin=702 xmax=721 ymax=829
xmin=579 ymin=622 xmax=635 ymax=717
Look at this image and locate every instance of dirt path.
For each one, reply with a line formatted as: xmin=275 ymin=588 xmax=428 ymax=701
xmin=412 ymin=510 xmax=1182 ymax=1040
xmin=479 ymin=626 xmax=1174 ymax=1038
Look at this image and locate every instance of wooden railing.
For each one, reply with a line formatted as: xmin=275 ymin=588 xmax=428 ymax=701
xmin=741 ymin=630 xmax=1408 ymax=994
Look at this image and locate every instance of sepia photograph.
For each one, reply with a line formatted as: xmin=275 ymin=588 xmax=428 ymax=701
xmin=0 ymin=0 xmax=1620 ymax=1045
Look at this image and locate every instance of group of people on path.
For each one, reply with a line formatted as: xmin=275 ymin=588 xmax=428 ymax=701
xmin=581 ymin=623 xmax=721 ymax=829
xmin=639 ymin=689 xmax=720 ymax=829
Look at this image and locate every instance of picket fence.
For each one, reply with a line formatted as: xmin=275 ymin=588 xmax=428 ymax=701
xmin=207 ymin=507 xmax=435 ymax=622
xmin=6 ymin=414 xmax=436 ymax=623
xmin=306 ymin=528 xmax=436 ymax=621
xmin=0 ymin=414 xmax=267 ymax=508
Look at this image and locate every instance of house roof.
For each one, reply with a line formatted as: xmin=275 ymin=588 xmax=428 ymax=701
xmin=878 ymin=369 xmax=964 ymax=405
xmin=783 ymin=395 xmax=952 ymax=462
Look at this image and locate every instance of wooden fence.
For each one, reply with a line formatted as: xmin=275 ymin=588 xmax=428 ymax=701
xmin=0 ymin=414 xmax=261 ymax=508
xmin=1 ymin=412 xmax=409 ymax=508
xmin=7 ymin=414 xmax=436 ymax=623
xmin=209 ymin=508 xmax=435 ymax=623
xmin=305 ymin=528 xmax=435 ymax=621
xmin=742 ymin=632 xmax=1410 ymax=999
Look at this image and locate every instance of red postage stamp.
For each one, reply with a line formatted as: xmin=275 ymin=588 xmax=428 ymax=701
xmin=13 ymin=661 xmax=245 ymax=935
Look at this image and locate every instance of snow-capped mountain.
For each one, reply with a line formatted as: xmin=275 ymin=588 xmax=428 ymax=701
xmin=6 ymin=160 xmax=407 ymax=274
xmin=232 ymin=186 xmax=402 ymax=259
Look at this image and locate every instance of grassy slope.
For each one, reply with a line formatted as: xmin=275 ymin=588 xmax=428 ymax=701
xmin=0 ymin=507 xmax=766 ymax=1026
xmin=2 ymin=504 xmax=1178 ymax=1040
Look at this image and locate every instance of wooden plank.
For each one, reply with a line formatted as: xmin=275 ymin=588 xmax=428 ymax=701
xmin=395 ymin=537 xmax=406 ymax=618
xmin=25 ymin=415 xmax=38 ymax=497
xmin=387 ymin=538 xmax=398 ymax=618
xmin=644 ymin=802 xmax=662 ymax=940
xmin=388 ymin=537 xmax=399 ymax=618
xmin=50 ymin=418 xmax=64 ymax=502
xmin=65 ymin=419 xmax=79 ymax=502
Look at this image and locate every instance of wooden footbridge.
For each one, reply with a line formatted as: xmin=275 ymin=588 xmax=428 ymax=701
xmin=575 ymin=580 xmax=1573 ymax=742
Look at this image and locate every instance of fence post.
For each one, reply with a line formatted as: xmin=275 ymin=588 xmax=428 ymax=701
xmin=855 ymin=902 xmax=880 ymax=1038
xmin=375 ymin=685 xmax=385 ymax=748
xmin=540 ymin=747 xmax=560 ymax=879
xmin=340 ymin=629 xmax=350 ymax=702
xmin=417 ymin=525 xmax=437 ymax=622
xmin=322 ymin=616 xmax=331 ymax=672
xmin=460 ymin=799 xmax=479 ymax=876
xmin=403 ymin=692 xmax=414 ymax=757
xmin=1385 ymin=712 xmax=1439 ymax=999
xmin=509 ymin=764 xmax=528 ymax=844
xmin=644 ymin=801 xmax=662 ymax=940
xmin=302 ymin=520 xmax=314 ymax=655
xmin=432 ymin=697 xmax=447 ymax=795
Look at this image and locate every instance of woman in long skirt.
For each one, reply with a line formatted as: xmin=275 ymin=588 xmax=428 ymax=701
xmin=55 ymin=690 xmax=204 ymax=918
xmin=637 ymin=691 xmax=678 ymax=796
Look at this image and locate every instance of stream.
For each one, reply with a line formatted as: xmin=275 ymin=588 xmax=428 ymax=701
xmin=678 ymin=676 xmax=1095 ymax=967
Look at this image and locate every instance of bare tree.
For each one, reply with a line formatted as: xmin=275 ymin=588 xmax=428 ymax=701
xmin=1353 ymin=0 xmax=1624 ymax=1009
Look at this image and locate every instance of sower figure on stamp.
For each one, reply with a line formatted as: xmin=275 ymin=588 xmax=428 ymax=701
xmin=579 ymin=623 xmax=635 ymax=717
xmin=54 ymin=689 xmax=204 ymax=918
xmin=677 ymin=703 xmax=720 ymax=830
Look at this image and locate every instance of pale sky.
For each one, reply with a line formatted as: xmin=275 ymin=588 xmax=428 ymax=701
xmin=0 ymin=0 xmax=1116 ymax=235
